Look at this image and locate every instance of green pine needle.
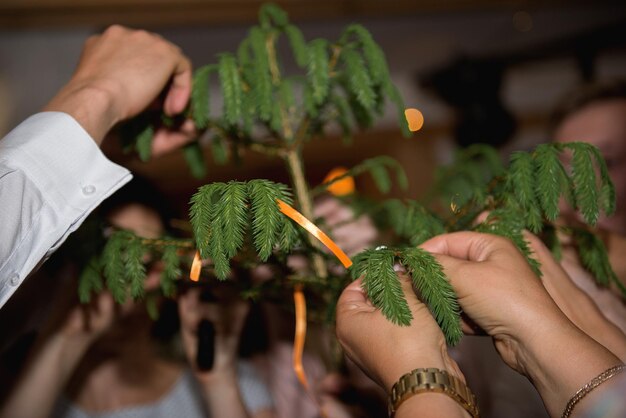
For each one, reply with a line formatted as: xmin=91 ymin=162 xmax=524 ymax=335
xmin=136 ymin=125 xmax=154 ymax=162
xmin=78 ymin=256 xmax=103 ymax=303
xmin=357 ymin=248 xmax=413 ymax=326
xmin=402 ymin=201 xmax=446 ymax=245
xmin=125 ymin=237 xmax=146 ymax=299
xmin=573 ymin=229 xmax=619 ymax=290
xmin=400 ymin=247 xmax=462 ymax=346
xmin=533 ymin=144 xmax=562 ymax=221
xmin=183 ymin=142 xmax=207 ymax=179
xmin=343 ymin=24 xmax=389 ymax=85
xmin=475 ymin=210 xmax=542 ymax=277
xmin=383 ymin=82 xmax=411 ymax=137
xmin=191 ymin=65 xmax=214 ymax=129
xmin=249 ymin=27 xmax=273 ymax=121
xmin=237 ymin=38 xmax=252 ymax=67
xmin=189 ymin=183 xmax=220 ymax=258
xmin=160 ymin=245 xmax=180 ymax=297
xmin=248 ymin=180 xmax=290 ymax=261
xmin=216 ymin=181 xmax=248 ymax=258
xmin=284 ymin=24 xmax=308 ymax=67
xmin=218 ymin=53 xmax=243 ymax=126
xmin=588 ymin=145 xmax=616 ymax=216
xmin=341 ymin=48 xmax=376 ymax=110
xmin=259 ymin=3 xmax=289 ymax=29
xmin=570 ymin=144 xmax=599 ymax=225
xmin=279 ymin=217 xmax=302 ymax=253
xmin=307 ymin=39 xmax=330 ymax=106
xmin=102 ymin=231 xmax=131 ymax=304
xmin=508 ymin=152 xmax=543 ymax=233
xmin=211 ymin=136 xmax=229 ymax=165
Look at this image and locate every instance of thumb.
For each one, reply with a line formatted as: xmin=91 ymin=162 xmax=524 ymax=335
xmin=336 ymin=278 xmax=369 ymax=310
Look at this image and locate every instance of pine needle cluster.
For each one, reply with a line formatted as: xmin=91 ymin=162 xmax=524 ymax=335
xmin=80 ymin=231 xmax=189 ymax=304
xmin=190 ymin=180 xmax=301 ymax=279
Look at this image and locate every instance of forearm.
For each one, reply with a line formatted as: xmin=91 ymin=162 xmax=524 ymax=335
xmin=197 ymin=371 xmax=250 ymax=418
xmin=517 ymin=318 xmax=622 ymax=418
xmin=43 ymin=81 xmax=119 ymax=144
xmin=0 ymin=334 xmax=90 ymax=418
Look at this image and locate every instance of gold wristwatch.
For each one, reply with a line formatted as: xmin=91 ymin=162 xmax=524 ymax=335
xmin=388 ymin=368 xmax=480 ymax=417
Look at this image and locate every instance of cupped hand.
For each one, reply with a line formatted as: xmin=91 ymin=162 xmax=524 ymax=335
xmin=421 ymin=231 xmax=622 ymax=417
xmin=335 ymin=274 xmax=464 ymax=392
xmin=178 ymin=287 xmax=250 ymax=382
xmin=420 ymin=231 xmax=569 ymax=371
xmin=59 ymin=291 xmax=116 ymax=344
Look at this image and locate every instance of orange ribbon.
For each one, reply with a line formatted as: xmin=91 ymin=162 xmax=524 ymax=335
xmin=276 ymin=199 xmax=353 ymax=268
xmin=278 ymin=198 xmax=353 ymax=418
xmin=293 ymin=284 xmax=309 ymax=389
xmin=190 ymin=250 xmax=202 ymax=281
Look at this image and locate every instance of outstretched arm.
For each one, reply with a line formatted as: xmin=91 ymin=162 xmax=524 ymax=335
xmin=0 ymin=25 xmax=194 ymax=308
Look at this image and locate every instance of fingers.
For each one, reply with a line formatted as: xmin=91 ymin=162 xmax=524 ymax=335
xmin=421 ymin=231 xmax=515 ymax=263
xmin=164 ymin=54 xmax=193 ymax=116
xmin=151 ymin=119 xmax=196 ymax=157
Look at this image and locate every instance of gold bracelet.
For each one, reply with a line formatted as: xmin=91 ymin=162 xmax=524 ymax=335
xmin=561 ymin=364 xmax=626 ymax=418
xmin=388 ymin=367 xmax=479 ymax=418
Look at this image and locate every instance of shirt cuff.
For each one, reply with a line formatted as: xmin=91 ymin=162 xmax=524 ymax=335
xmin=0 ymin=111 xmax=132 ymax=220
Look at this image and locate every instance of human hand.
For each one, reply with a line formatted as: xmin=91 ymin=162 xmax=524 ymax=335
xmin=44 ymin=25 xmax=194 ymax=150
xmin=524 ymin=233 xmax=626 ymax=361
xmin=314 ymin=198 xmax=377 ymax=257
xmin=421 ymin=232 xmax=621 ymax=417
xmin=178 ymin=287 xmax=250 ymax=384
xmin=336 ymin=275 xmax=464 ymax=392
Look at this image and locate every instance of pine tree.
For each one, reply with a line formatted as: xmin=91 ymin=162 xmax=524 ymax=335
xmin=80 ymin=4 xmax=620 ymax=349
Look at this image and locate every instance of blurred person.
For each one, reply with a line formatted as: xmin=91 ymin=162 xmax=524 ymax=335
xmin=551 ymin=80 xmax=626 ymax=333
xmin=255 ymin=196 xmax=383 ymax=418
xmin=336 ymin=232 xmax=625 ymax=418
xmin=552 ymin=81 xmax=626 ymax=236
xmin=0 ymin=179 xmax=274 ymax=418
xmin=0 ymin=25 xmax=196 ymax=309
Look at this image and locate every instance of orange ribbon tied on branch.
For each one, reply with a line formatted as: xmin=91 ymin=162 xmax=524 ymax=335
xmin=277 ymin=199 xmax=353 ymax=269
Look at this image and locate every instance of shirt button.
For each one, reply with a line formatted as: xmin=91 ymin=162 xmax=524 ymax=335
xmin=82 ymin=185 xmax=96 ymax=195
xmin=9 ymin=274 xmax=20 ymax=286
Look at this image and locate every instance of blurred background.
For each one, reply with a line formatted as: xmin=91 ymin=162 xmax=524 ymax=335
xmin=1 ymin=0 xmax=626 ymax=206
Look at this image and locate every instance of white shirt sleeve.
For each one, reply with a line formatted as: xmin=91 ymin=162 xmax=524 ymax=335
xmin=0 ymin=112 xmax=132 ymax=308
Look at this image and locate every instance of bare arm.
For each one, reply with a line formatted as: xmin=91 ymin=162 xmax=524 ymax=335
xmin=0 ymin=293 xmax=115 ymax=418
xmin=422 ymin=232 xmax=622 ymax=418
